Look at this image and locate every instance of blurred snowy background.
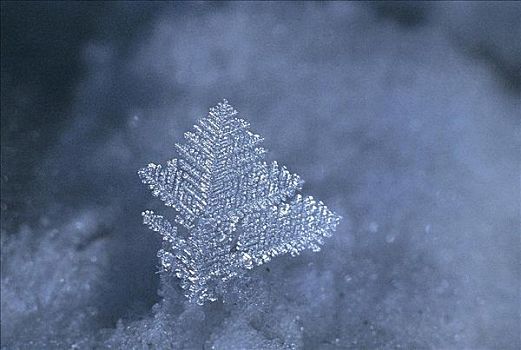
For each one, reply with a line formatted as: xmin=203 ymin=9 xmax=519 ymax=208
xmin=1 ymin=2 xmax=520 ymax=349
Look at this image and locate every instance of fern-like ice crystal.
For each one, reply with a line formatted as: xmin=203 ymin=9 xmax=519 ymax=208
xmin=139 ymin=100 xmax=340 ymax=304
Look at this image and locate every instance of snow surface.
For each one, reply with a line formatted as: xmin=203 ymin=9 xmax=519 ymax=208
xmin=1 ymin=2 xmax=519 ymax=349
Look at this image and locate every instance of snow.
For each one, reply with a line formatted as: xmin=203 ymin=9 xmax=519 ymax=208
xmin=2 ymin=2 xmax=519 ymax=349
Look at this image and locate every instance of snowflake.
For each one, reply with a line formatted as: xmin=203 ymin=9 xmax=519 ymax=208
xmin=139 ymin=100 xmax=341 ymax=304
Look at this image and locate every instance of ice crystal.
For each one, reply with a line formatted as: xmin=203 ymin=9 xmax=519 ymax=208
xmin=139 ymin=100 xmax=340 ymax=304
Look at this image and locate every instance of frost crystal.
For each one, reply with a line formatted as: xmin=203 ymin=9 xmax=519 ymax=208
xmin=139 ymin=100 xmax=341 ymax=304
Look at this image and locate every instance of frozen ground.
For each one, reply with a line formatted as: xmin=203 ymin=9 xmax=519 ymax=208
xmin=1 ymin=2 xmax=520 ymax=349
